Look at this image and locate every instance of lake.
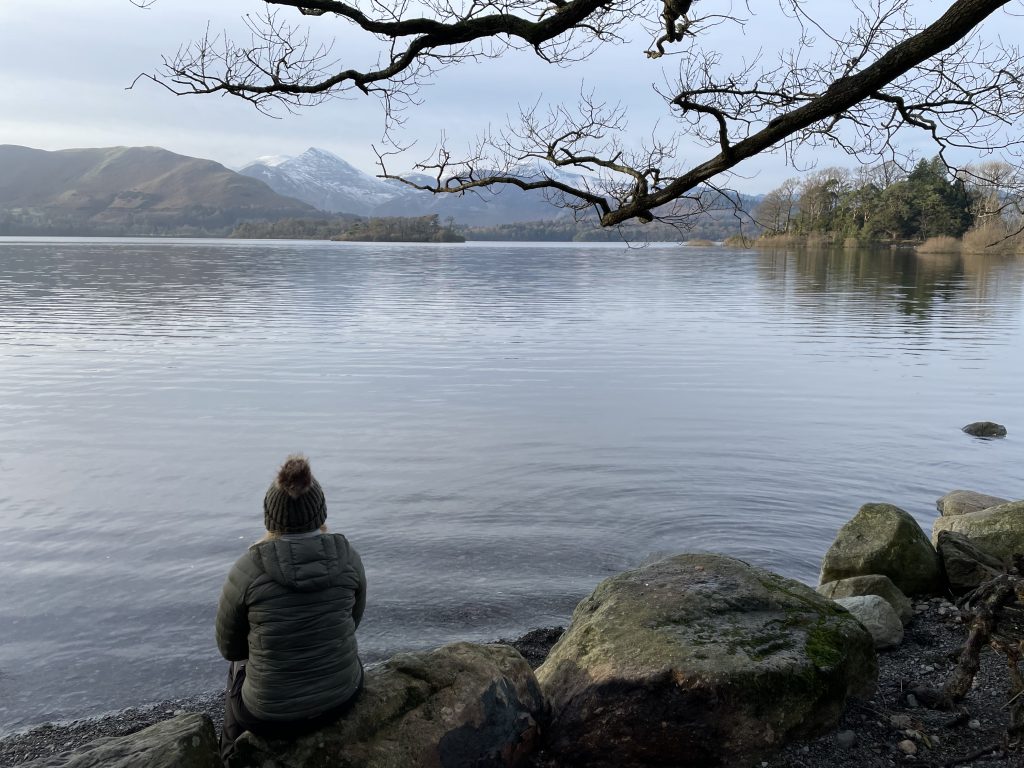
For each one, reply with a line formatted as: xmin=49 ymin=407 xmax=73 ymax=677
xmin=1 ymin=238 xmax=1022 ymax=734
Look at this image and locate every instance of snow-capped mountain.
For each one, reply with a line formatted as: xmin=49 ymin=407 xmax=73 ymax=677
xmin=240 ymin=148 xmax=399 ymax=216
xmin=239 ymin=147 xmax=584 ymax=225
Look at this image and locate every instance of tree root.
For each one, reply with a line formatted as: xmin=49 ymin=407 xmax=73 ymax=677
xmin=942 ymin=555 xmax=1024 ymax=751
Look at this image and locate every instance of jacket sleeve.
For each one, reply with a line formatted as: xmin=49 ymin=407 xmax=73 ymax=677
xmin=350 ymin=547 xmax=367 ymax=629
xmin=215 ymin=552 xmax=260 ymax=661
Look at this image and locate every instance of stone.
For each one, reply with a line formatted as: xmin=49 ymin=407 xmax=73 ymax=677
xmin=836 ymin=730 xmax=857 ymax=748
xmin=817 ymin=575 xmax=913 ymax=625
xmin=230 ymin=642 xmax=545 ymax=768
xmin=936 ymin=490 xmax=1009 ymax=517
xmin=833 ymin=596 xmax=904 ymax=649
xmin=898 ymin=739 xmax=918 ymax=755
xmin=931 ymin=500 xmax=1024 ymax=563
xmin=935 ymin=530 xmax=1004 ymax=594
xmin=19 ymin=713 xmax=219 ymax=768
xmin=908 ymin=685 xmax=953 ymax=711
xmin=535 ymin=553 xmax=877 ymax=768
xmin=820 ymin=504 xmax=941 ymax=596
xmin=961 ymin=421 xmax=1007 ymax=437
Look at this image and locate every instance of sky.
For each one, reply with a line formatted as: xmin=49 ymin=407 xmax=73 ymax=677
xmin=2 ymin=0 xmax=1023 ymax=194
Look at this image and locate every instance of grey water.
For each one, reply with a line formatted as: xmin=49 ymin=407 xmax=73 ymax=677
xmin=1 ymin=238 xmax=1023 ymax=734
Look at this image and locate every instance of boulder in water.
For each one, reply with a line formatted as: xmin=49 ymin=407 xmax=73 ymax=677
xmin=961 ymin=421 xmax=1007 ymax=437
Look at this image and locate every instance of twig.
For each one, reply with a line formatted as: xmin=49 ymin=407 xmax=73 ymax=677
xmin=940 ymin=741 xmax=1003 ymax=767
xmin=1002 ymin=688 xmax=1024 ymax=709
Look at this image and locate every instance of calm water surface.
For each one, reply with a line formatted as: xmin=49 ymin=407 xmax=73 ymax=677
xmin=1 ymin=238 xmax=1023 ymax=733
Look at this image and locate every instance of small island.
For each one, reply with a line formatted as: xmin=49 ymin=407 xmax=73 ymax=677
xmin=231 ymin=214 xmax=464 ymax=243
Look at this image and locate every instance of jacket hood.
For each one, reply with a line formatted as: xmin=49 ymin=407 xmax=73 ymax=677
xmin=249 ymin=533 xmax=355 ymax=592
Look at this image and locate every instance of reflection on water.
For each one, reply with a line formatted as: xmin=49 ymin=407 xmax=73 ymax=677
xmin=0 ymin=238 xmax=1022 ymax=733
xmin=756 ymin=247 xmax=1024 ymax=319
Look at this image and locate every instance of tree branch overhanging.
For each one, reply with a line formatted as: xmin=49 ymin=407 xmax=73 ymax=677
xmin=143 ymin=0 xmax=1024 ymax=227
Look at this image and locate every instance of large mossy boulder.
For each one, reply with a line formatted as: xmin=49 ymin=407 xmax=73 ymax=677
xmin=535 ymin=554 xmax=876 ymax=768
xmin=931 ymin=500 xmax=1024 ymax=563
xmin=229 ymin=642 xmax=544 ymax=768
xmin=817 ymin=575 xmax=913 ymax=625
xmin=936 ymin=490 xmax=1009 ymax=517
xmin=819 ymin=503 xmax=941 ymax=596
xmin=20 ymin=713 xmax=219 ymax=768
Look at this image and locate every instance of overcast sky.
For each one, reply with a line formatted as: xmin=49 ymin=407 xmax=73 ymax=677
xmin=2 ymin=1 xmax=1022 ymax=193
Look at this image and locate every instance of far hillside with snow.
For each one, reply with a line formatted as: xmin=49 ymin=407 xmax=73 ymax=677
xmin=239 ymin=147 xmax=585 ymax=226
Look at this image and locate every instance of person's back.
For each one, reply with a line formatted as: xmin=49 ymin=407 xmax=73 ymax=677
xmin=217 ymin=455 xmax=366 ymax=757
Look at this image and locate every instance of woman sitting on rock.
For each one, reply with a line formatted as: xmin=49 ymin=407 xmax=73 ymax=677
xmin=216 ymin=455 xmax=366 ymax=759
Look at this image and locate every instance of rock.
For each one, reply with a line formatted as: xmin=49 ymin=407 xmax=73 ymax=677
xmin=817 ymin=575 xmax=913 ymax=625
xmin=820 ymin=504 xmax=941 ymax=596
xmin=935 ymin=530 xmax=1004 ymax=594
xmin=230 ymin=642 xmax=545 ymax=768
xmin=898 ymin=738 xmax=918 ymax=755
xmin=935 ymin=490 xmax=1009 ymax=517
xmin=961 ymin=421 xmax=1007 ymax=437
xmin=836 ymin=730 xmax=857 ymax=748
xmin=833 ymin=596 xmax=904 ymax=649
xmin=931 ymin=500 xmax=1024 ymax=563
xmin=495 ymin=627 xmax=564 ymax=669
xmin=19 ymin=713 xmax=219 ymax=768
xmin=908 ymin=685 xmax=953 ymax=711
xmin=535 ymin=553 xmax=877 ymax=768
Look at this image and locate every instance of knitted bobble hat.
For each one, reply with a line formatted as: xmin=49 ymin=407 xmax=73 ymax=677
xmin=263 ymin=455 xmax=327 ymax=534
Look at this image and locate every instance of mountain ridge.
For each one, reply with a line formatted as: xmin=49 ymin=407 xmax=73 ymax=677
xmin=0 ymin=143 xmax=761 ymax=238
xmin=0 ymin=145 xmax=317 ymax=236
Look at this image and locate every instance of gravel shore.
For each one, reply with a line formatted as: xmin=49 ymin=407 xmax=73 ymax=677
xmin=1 ymin=601 xmax=1017 ymax=767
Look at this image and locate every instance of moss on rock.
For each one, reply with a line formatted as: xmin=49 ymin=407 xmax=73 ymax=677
xmin=536 ymin=553 xmax=876 ymax=768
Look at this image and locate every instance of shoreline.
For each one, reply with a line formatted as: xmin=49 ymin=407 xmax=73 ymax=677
xmin=0 ymin=609 xmax=1015 ymax=767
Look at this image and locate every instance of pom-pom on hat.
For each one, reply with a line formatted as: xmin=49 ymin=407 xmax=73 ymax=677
xmin=264 ymin=455 xmax=327 ymax=533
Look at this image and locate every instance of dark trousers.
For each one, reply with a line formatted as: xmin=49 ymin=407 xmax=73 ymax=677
xmin=220 ymin=661 xmax=364 ymax=762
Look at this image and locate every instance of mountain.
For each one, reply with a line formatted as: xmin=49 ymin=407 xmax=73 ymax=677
xmin=239 ymin=147 xmax=581 ymax=226
xmin=0 ymin=145 xmax=317 ymax=236
xmin=239 ymin=147 xmax=398 ymax=216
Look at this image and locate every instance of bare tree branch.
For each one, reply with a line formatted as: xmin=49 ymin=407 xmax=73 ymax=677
xmin=142 ymin=0 xmax=1024 ymax=227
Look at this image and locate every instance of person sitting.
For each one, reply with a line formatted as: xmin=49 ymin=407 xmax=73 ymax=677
xmin=216 ymin=455 xmax=366 ymax=759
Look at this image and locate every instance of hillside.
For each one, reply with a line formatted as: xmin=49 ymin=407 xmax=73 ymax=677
xmin=0 ymin=145 xmax=316 ymax=236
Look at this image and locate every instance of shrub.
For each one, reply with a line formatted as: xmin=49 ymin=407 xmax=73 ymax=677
xmin=961 ymin=222 xmax=1020 ymax=255
xmin=916 ymin=236 xmax=961 ymax=254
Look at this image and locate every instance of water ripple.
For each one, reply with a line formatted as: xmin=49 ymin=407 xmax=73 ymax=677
xmin=1 ymin=238 xmax=1023 ymax=732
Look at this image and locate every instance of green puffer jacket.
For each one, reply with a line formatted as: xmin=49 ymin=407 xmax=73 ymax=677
xmin=216 ymin=533 xmax=366 ymax=721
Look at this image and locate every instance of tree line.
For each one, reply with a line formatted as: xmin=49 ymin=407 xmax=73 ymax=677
xmin=755 ymin=157 xmax=1021 ymax=244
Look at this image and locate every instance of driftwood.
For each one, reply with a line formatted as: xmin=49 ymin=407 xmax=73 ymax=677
xmin=943 ymin=554 xmax=1024 ymax=749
